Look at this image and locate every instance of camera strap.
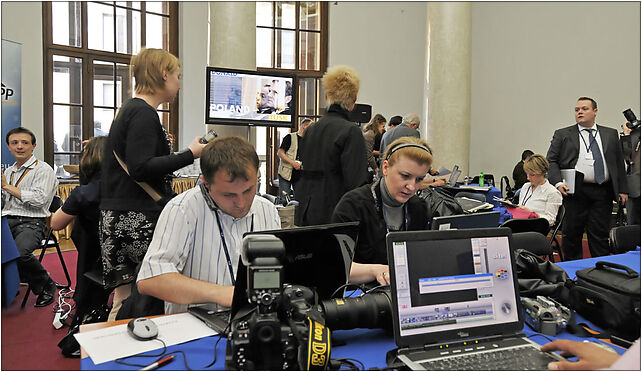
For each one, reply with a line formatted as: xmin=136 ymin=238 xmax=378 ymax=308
xmin=303 ymin=317 xmax=331 ymax=370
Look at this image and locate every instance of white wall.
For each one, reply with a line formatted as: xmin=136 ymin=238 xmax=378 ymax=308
xmin=1 ymin=2 xmax=44 ymax=160
xmin=470 ymin=2 xmax=641 ymax=181
xmin=178 ymin=2 xmax=209 ymax=150
xmin=328 ymin=2 xmax=427 ymax=124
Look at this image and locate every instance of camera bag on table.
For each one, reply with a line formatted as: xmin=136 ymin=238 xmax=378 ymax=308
xmin=567 ymin=261 xmax=641 ymax=342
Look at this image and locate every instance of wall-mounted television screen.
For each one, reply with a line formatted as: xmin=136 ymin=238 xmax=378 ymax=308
xmin=205 ymin=67 xmax=296 ymax=128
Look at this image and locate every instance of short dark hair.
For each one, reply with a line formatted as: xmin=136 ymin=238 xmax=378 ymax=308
xmin=577 ymin=96 xmax=597 ymax=110
xmin=389 ymin=116 xmax=402 ymax=127
xmin=200 ymin=136 xmax=259 ymax=184
xmin=6 ymin=127 xmax=36 ymax=145
xmin=80 ymin=136 xmax=107 ymax=180
xmin=521 ymin=150 xmax=534 ymax=161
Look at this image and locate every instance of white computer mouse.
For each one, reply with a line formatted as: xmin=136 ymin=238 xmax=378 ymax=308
xmin=127 ymin=317 xmax=159 ymax=341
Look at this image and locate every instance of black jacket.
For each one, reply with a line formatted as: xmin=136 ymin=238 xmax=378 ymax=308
xmin=295 ymin=104 xmax=370 ymax=226
xmin=546 ymin=124 xmax=627 ymax=201
xmin=331 ymin=179 xmax=428 ymax=264
xmin=100 ymin=98 xmax=194 ymax=212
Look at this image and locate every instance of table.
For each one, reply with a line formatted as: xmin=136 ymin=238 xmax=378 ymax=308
xmin=55 ymin=177 xmax=198 ymax=240
xmin=81 ymin=251 xmax=640 ymax=370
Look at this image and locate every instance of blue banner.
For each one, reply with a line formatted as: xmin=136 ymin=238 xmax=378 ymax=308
xmin=2 ymin=39 xmax=22 ymax=172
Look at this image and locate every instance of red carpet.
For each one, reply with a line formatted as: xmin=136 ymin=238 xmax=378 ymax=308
xmin=2 ymin=250 xmax=80 ymax=370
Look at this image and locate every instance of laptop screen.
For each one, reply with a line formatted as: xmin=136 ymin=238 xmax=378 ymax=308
xmin=431 ymin=211 xmax=500 ymax=230
xmin=387 ymin=228 xmax=522 ymax=347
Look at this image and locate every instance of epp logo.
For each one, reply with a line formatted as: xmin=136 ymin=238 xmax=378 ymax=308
xmin=2 ymin=83 xmax=15 ymax=101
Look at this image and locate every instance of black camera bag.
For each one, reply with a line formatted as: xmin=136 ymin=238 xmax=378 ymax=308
xmin=569 ymin=261 xmax=640 ymax=340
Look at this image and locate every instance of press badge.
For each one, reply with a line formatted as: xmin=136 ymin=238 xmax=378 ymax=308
xmin=584 ymin=152 xmax=593 ymax=161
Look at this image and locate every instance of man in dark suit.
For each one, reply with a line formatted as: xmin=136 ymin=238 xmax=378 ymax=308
xmin=621 ymin=120 xmax=640 ymax=225
xmin=546 ymin=97 xmax=628 ymax=260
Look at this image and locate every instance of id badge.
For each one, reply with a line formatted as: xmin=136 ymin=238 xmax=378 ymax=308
xmin=584 ymin=152 xmax=593 ymax=160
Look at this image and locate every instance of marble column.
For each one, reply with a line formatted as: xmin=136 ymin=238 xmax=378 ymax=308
xmin=207 ymin=1 xmax=256 ymax=140
xmin=422 ymin=2 xmax=472 ymax=177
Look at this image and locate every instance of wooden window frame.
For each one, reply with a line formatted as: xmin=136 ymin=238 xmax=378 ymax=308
xmin=42 ymin=1 xmax=179 ymax=168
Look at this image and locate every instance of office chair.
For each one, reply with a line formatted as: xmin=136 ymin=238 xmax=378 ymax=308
xmin=609 ymin=225 xmax=641 ymax=254
xmin=471 ymin=174 xmax=495 ymax=186
xmin=512 ymin=231 xmax=552 ymax=257
xmin=500 ymin=217 xmax=550 ymax=236
xmin=548 ymin=205 xmax=565 ymax=261
xmin=21 ymin=195 xmax=72 ymax=308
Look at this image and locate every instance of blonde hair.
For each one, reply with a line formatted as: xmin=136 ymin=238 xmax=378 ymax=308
xmin=523 ymin=154 xmax=549 ymax=176
xmin=383 ymin=136 xmax=433 ymax=168
xmin=322 ymin=65 xmax=360 ymax=111
xmin=131 ymin=48 xmax=181 ymax=95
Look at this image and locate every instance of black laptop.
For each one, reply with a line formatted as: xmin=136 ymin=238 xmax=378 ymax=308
xmin=386 ymin=228 xmax=564 ymax=370
xmin=431 ymin=211 xmax=500 ymax=230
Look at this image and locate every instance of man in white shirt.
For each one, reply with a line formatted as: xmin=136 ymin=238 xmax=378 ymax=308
xmin=138 ymin=136 xmax=389 ymax=314
xmin=546 ymin=97 xmax=628 ymax=260
xmin=2 ymin=127 xmax=59 ymax=307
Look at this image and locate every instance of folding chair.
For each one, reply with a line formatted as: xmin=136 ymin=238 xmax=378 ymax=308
xmin=548 ymin=205 xmax=565 ymax=262
xmin=21 ymin=195 xmax=72 ymax=308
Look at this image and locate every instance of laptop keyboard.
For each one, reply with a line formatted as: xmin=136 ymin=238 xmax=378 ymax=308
xmin=419 ymin=346 xmax=559 ymax=370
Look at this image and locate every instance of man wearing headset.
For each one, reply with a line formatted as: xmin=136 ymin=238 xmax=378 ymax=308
xmin=137 ymin=137 xmax=390 ymax=314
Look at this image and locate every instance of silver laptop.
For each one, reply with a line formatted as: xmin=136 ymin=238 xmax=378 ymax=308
xmin=447 ymin=165 xmax=462 ymax=187
xmin=386 ymin=228 xmax=564 ymax=370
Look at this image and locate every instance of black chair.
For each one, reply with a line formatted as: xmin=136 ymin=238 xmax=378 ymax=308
xmin=548 ymin=205 xmax=565 ymax=261
xmin=512 ymin=231 xmax=552 ymax=257
xmin=471 ymin=174 xmax=495 ymax=186
xmin=21 ymin=195 xmax=72 ymax=308
xmin=500 ymin=217 xmax=550 ymax=236
xmin=454 ymin=191 xmax=486 ymax=202
xmin=609 ymin=225 xmax=641 ymax=254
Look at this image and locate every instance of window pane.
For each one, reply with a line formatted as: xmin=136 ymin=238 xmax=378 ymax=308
xmin=54 ymin=153 xmax=81 ymax=178
xmin=145 ymin=1 xmax=167 ymax=15
xmin=300 ymin=2 xmax=320 ymax=30
xmin=256 ymin=128 xmax=269 ymax=157
xmin=256 ymin=2 xmax=273 ymax=27
xmin=276 ymin=2 xmax=296 ymax=29
xmin=317 ymin=78 xmax=326 ymax=114
xmin=52 ymin=2 xmax=82 ymax=47
xmin=116 ymin=63 xmax=133 ymax=106
xmin=116 ymin=7 xmax=141 ymax=54
xmin=93 ymin=60 xmax=115 ymax=107
xmin=53 ymin=55 xmax=82 ymax=105
xmin=298 ymin=78 xmax=315 ymax=116
xmin=94 ymin=107 xmax=115 ymax=136
xmin=116 ymin=2 xmax=141 ymax=10
xmin=276 ymin=30 xmax=295 ymax=69
xmin=256 ymin=28 xmax=274 ymax=68
xmin=299 ymin=31 xmax=320 ymax=71
xmin=88 ymin=2 xmax=115 ymax=52
xmin=146 ymin=13 xmax=168 ymax=49
xmin=53 ymin=105 xmax=83 ymax=152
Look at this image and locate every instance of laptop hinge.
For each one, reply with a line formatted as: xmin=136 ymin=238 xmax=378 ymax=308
xmin=422 ymin=333 xmax=521 ymax=351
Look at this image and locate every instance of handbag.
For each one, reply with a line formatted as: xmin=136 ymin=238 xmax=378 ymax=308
xmin=568 ymin=261 xmax=641 ymax=341
xmin=417 ymin=187 xmax=464 ymax=222
xmin=513 ymin=249 xmax=571 ymax=303
xmin=113 ymin=151 xmax=173 ymax=207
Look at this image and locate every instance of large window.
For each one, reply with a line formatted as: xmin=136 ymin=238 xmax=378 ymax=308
xmin=43 ymin=1 xmax=178 ymax=177
xmin=255 ymin=1 xmax=327 ymax=194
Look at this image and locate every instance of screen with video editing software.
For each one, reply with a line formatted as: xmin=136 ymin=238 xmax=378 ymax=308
xmin=205 ymin=67 xmax=295 ymax=128
xmin=392 ymin=235 xmax=518 ymax=337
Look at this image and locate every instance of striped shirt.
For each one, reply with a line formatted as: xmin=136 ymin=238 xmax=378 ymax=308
xmin=2 ymin=155 xmax=59 ymax=218
xmin=137 ymin=186 xmax=281 ymax=314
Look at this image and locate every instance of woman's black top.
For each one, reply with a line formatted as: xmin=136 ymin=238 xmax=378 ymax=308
xmin=100 ymin=98 xmax=194 ymax=212
xmin=331 ymin=179 xmax=428 ymax=264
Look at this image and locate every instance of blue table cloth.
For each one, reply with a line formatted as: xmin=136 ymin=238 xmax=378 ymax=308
xmin=2 ymin=216 xmax=20 ymax=308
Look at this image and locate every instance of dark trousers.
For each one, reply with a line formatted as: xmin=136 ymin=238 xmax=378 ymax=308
xmin=626 ymin=196 xmax=641 ymax=225
xmin=561 ymin=182 xmax=613 ymax=260
xmin=7 ymin=217 xmax=52 ymax=294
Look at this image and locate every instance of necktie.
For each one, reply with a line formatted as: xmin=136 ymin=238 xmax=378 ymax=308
xmin=584 ymin=129 xmax=605 ymax=184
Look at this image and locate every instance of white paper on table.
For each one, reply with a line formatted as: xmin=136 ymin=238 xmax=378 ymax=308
xmin=74 ymin=312 xmax=217 ymax=365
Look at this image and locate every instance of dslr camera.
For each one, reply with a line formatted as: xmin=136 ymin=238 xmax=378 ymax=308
xmin=521 ymin=296 xmax=571 ymax=336
xmin=623 ymin=109 xmax=641 ymax=130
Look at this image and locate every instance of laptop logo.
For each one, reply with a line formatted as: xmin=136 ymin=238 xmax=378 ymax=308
xmin=457 ymin=331 xmax=469 ymax=338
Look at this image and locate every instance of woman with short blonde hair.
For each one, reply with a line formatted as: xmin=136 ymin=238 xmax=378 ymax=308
xmin=322 ymin=65 xmax=360 ymax=111
xmin=518 ymin=154 xmax=563 ymax=226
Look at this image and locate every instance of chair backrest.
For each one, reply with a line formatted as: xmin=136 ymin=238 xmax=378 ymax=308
xmin=512 ymin=231 xmax=552 ymax=256
xmin=550 ymin=204 xmax=565 ymax=237
xmin=454 ymin=191 xmax=486 ymax=202
xmin=609 ymin=225 xmax=641 ymax=254
xmin=500 ymin=217 xmax=550 ymax=236
xmin=49 ymin=195 xmax=63 ymax=213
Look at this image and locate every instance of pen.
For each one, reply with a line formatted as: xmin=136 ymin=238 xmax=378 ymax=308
xmin=140 ymin=355 xmax=175 ymax=371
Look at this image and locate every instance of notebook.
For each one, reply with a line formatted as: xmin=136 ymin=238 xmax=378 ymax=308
xmin=386 ymin=228 xmax=564 ymax=370
xmin=431 ymin=211 xmax=500 ymax=230
xmin=447 ymin=165 xmax=462 ymax=187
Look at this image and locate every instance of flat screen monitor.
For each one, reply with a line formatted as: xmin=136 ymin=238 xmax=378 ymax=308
xmin=205 ymin=67 xmax=296 ymax=128
xmin=231 ymin=222 xmax=360 ymax=319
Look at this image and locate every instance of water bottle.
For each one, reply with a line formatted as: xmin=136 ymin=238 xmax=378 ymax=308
xmin=479 ymin=171 xmax=484 ymax=187
xmin=464 ymin=176 xmax=470 ymax=186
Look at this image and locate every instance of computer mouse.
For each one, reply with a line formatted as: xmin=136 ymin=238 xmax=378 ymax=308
xmin=127 ymin=317 xmax=159 ymax=341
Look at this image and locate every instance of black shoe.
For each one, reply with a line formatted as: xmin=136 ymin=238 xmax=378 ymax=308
xmin=35 ymin=281 xmax=56 ymax=307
